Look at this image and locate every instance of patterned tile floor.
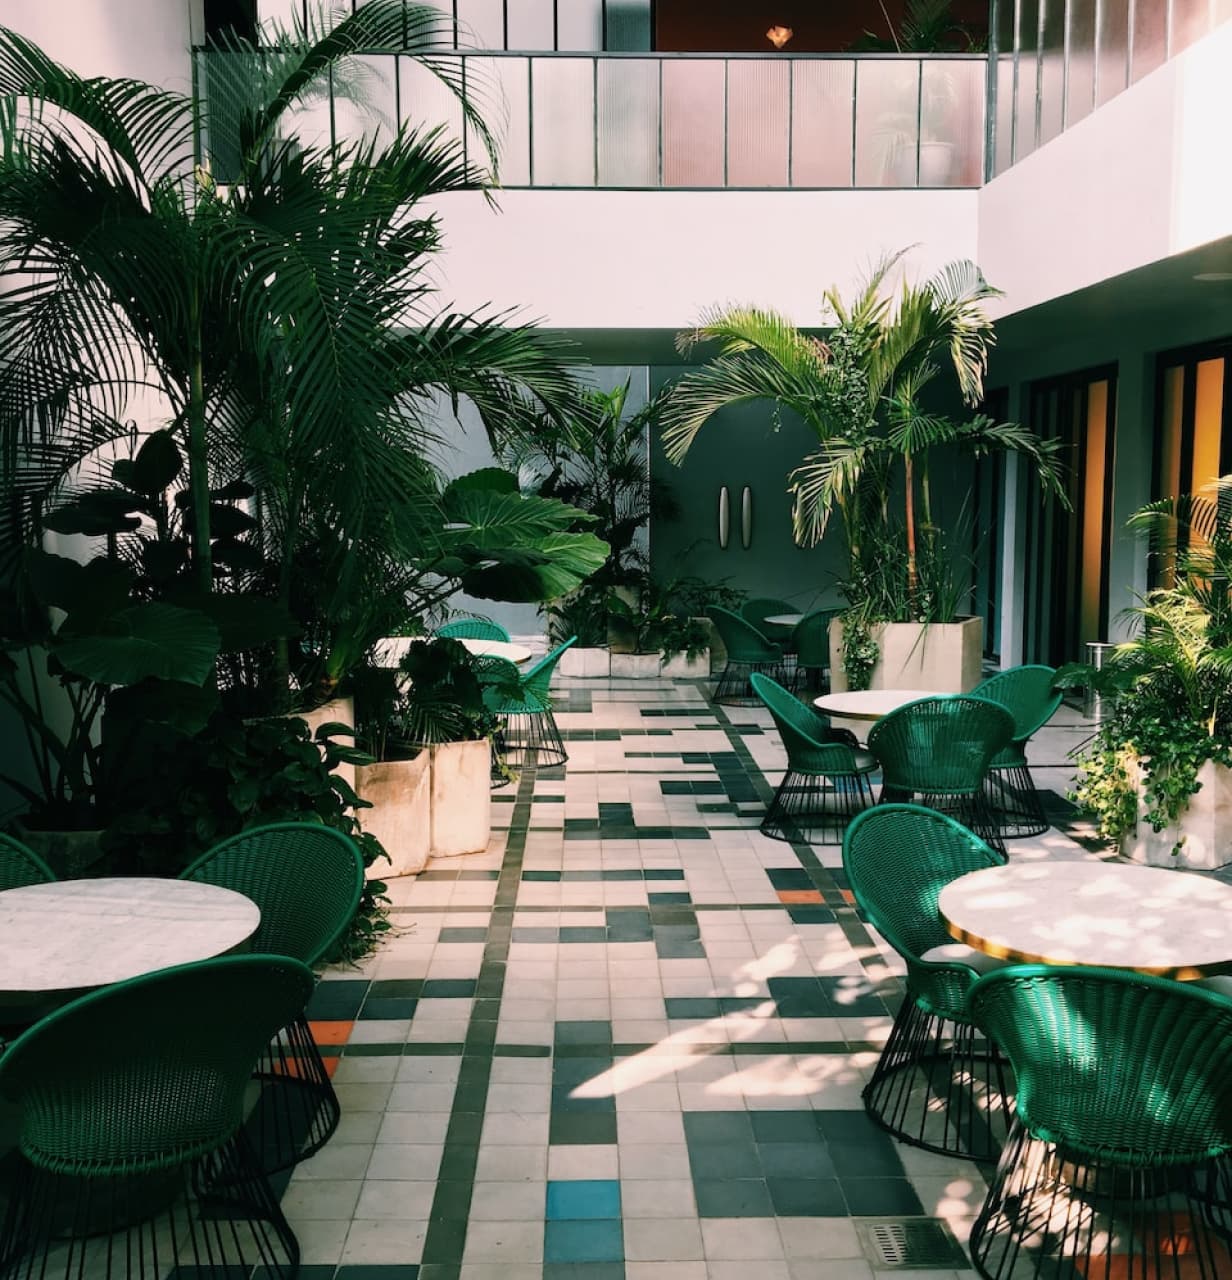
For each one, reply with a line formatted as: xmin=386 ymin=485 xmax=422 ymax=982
xmin=290 ymin=674 xmax=1103 ymax=1280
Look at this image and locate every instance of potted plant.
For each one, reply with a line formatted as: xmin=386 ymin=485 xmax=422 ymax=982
xmin=1065 ymin=478 xmax=1232 ymax=870
xmin=660 ymin=249 xmax=1068 ymax=693
xmin=605 ymin=575 xmax=722 ymax=678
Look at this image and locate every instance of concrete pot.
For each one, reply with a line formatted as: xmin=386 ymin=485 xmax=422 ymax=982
xmin=429 ymin=739 xmax=492 ymax=858
xmin=1121 ymin=757 xmax=1232 ymax=871
xmin=661 ymin=651 xmax=710 ymax=679
xmin=610 ymin=650 xmax=710 ymax=679
xmin=558 ymin=646 xmax=611 ymax=678
xmin=296 ymin=695 xmax=356 ymax=791
xmin=17 ymin=826 xmax=105 ymax=878
xmin=355 ymin=752 xmax=431 ymax=878
xmin=828 ymin=617 xmax=983 ymax=694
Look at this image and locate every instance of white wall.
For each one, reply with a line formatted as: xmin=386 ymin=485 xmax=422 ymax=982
xmin=0 ymin=0 xmax=201 ymax=86
xmin=425 ymin=189 xmax=980 ymax=329
xmin=979 ymin=20 xmax=1232 ymax=320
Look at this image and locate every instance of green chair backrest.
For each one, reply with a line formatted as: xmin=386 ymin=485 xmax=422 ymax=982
xmin=751 ymin=673 xmax=861 ymax=774
xmin=969 ymin=965 xmax=1232 ymax=1167
xmin=179 ymin=821 xmax=363 ymax=966
xmin=706 ymin=606 xmax=780 ymax=663
xmin=0 ymin=832 xmax=56 ymax=891
xmin=792 ymin=610 xmax=835 ymax=668
xmin=843 ymin=804 xmax=1005 ymax=966
xmin=0 ymin=954 xmax=314 ymax=1173
xmin=521 ymin=636 xmax=576 ymax=705
xmin=438 ymin=618 xmax=511 ymax=642
xmin=868 ymin=695 xmax=1014 ymax=795
xmin=741 ymin=598 xmax=793 ymax=631
xmin=973 ymin=664 xmax=1062 ymax=743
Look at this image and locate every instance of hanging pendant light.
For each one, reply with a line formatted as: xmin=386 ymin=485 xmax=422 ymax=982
xmin=766 ymin=25 xmax=794 ymax=49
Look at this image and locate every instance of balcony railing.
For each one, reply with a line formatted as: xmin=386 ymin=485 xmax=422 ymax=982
xmin=199 ymin=50 xmax=986 ymax=190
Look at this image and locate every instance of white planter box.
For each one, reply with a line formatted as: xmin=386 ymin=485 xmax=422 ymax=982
xmin=610 ymin=650 xmax=710 ymax=679
xmin=355 ymin=753 xmax=431 ymax=878
xmin=297 ymin=695 xmax=356 ymax=790
xmin=429 ymin=739 xmax=492 ymax=858
xmin=1121 ymin=757 xmax=1232 ymax=871
xmin=558 ymin=646 xmax=611 ymax=678
xmin=828 ymin=618 xmax=983 ymax=694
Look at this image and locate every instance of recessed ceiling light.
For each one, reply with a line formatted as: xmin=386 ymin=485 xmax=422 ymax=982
xmin=1193 ymin=271 xmax=1232 ymax=281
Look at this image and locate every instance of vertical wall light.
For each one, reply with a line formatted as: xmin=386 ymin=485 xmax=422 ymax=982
xmin=718 ymin=486 xmax=730 ymax=549
xmin=741 ymin=486 xmax=752 ymax=548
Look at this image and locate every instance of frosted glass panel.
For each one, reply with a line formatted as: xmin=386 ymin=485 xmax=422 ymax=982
xmin=791 ymin=60 xmax=854 ymax=186
xmin=466 ymin=57 xmax=530 ymax=184
xmin=1015 ymin=0 xmax=1040 ymax=161
xmin=508 ymin=0 xmax=555 ymax=49
xmin=662 ymin=61 xmax=725 ymax=187
xmin=1132 ymin=0 xmax=1167 ymax=80
xmin=457 ymin=0 xmax=505 ymax=49
xmin=558 ymin=0 xmax=603 ymax=50
xmin=854 ymin=59 xmax=920 ymax=187
xmin=1038 ymin=0 xmax=1065 ymax=145
xmin=399 ymin=56 xmax=465 ymax=142
xmin=1170 ymin=0 xmax=1214 ymax=53
xmin=597 ymin=59 xmax=659 ymax=186
xmin=922 ymin=60 xmax=983 ymax=185
xmin=258 ymin=0 xmax=306 ymax=28
xmin=531 ymin=58 xmax=594 ymax=185
xmin=1066 ymin=0 xmax=1097 ymax=125
xmin=1096 ymin=0 xmax=1130 ymax=105
xmin=727 ymin=61 xmax=789 ymax=187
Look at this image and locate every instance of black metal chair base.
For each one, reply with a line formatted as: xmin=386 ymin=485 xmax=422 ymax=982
xmin=248 ymin=1013 xmax=341 ymax=1175
xmin=496 ymin=708 xmax=567 ymax=769
xmin=985 ymin=762 xmax=1049 ymax=839
xmin=970 ymin=1121 xmax=1232 ymax=1280
xmin=714 ymin=659 xmax=787 ymax=706
xmin=0 ymin=1134 xmax=299 ymax=1280
xmin=878 ymin=786 xmax=1007 ymax=855
xmin=864 ymin=997 xmax=1014 ymax=1163
xmin=762 ymin=770 xmax=876 ymax=845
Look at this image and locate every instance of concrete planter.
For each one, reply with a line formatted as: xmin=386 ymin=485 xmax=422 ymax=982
xmin=428 ymin=739 xmax=492 ymax=858
xmin=296 ymin=695 xmax=356 ymax=791
xmin=828 ymin=617 xmax=983 ymax=694
xmin=611 ymin=650 xmax=710 ymax=679
xmin=1121 ymin=757 xmax=1232 ymax=871
xmin=17 ymin=826 xmax=105 ymax=878
xmin=558 ymin=646 xmax=611 ymax=678
xmin=355 ymin=752 xmax=431 ymax=878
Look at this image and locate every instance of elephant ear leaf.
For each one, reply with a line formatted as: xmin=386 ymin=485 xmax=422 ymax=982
xmin=127 ymin=429 xmax=183 ymax=494
xmin=54 ymin=603 xmax=220 ymax=687
xmin=459 ymin=532 xmax=610 ymax=602
xmin=442 ymin=467 xmax=520 ymax=498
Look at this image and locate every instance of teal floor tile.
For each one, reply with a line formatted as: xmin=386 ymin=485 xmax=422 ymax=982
xmin=545 ymin=1219 xmax=625 ymax=1263
xmin=546 ymin=1179 xmax=622 ymax=1220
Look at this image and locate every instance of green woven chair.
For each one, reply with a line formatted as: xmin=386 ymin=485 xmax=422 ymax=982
xmin=0 ymin=954 xmax=313 ymax=1280
xmin=474 ymin=654 xmax=524 ymax=787
xmin=706 ymin=605 xmax=786 ymax=705
xmin=843 ymin=805 xmax=1014 ymax=1161
xmin=438 ymin=617 xmax=511 ymax=642
xmin=751 ymin=673 xmax=876 ymax=843
xmin=972 ymin=664 xmax=1062 ymax=839
xmin=0 ymin=833 xmax=56 ymax=891
xmin=741 ymin=597 xmax=796 ymax=647
xmin=179 ymin=821 xmax=363 ymax=1175
xmin=866 ymin=694 xmax=1015 ymax=854
xmin=791 ymin=609 xmax=835 ymax=695
xmin=484 ymin=637 xmax=576 ymax=769
xmin=966 ymin=965 xmax=1232 ymax=1280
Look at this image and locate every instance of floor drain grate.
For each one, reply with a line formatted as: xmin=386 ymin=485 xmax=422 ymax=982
xmin=858 ymin=1219 xmax=969 ymax=1269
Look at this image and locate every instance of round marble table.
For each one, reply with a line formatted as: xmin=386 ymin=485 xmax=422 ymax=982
xmin=0 ymin=878 xmax=261 ymax=998
xmin=939 ymin=861 xmax=1232 ymax=980
xmin=458 ymin=637 xmax=533 ymax=664
xmin=765 ymin=613 xmax=804 ymax=628
xmin=814 ymin=689 xmax=937 ymax=722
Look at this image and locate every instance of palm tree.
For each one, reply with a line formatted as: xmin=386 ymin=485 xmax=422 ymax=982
xmin=659 ymin=250 xmax=1067 ymax=617
xmin=0 ymin=1 xmax=589 ymax=704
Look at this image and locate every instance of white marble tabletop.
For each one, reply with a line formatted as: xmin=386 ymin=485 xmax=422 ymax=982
xmin=0 ymin=878 xmax=261 ymax=996
xmin=939 ymin=861 xmax=1232 ymax=979
xmin=814 ymin=689 xmax=937 ymax=721
xmin=764 ymin=613 xmax=804 ymax=627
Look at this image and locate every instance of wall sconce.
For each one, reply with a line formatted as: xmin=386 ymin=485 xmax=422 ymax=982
xmin=766 ymin=25 xmax=793 ymax=49
xmin=741 ymin=487 xmax=752 ymax=549
xmin=718 ymin=486 xmax=730 ymax=549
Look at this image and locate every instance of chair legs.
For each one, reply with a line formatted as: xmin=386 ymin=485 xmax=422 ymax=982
xmin=248 ymin=1013 xmax=341 ymax=1175
xmin=0 ymin=1132 xmax=299 ymax=1280
xmin=497 ymin=707 xmax=567 ymax=769
xmin=714 ymin=659 xmax=786 ymax=706
xmin=864 ymin=996 xmax=1014 ymax=1163
xmin=762 ymin=769 xmax=876 ymax=845
xmin=970 ymin=1120 xmax=1232 ymax=1280
xmin=878 ymin=787 xmax=1007 ymax=856
xmin=984 ymin=762 xmax=1049 ymax=839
